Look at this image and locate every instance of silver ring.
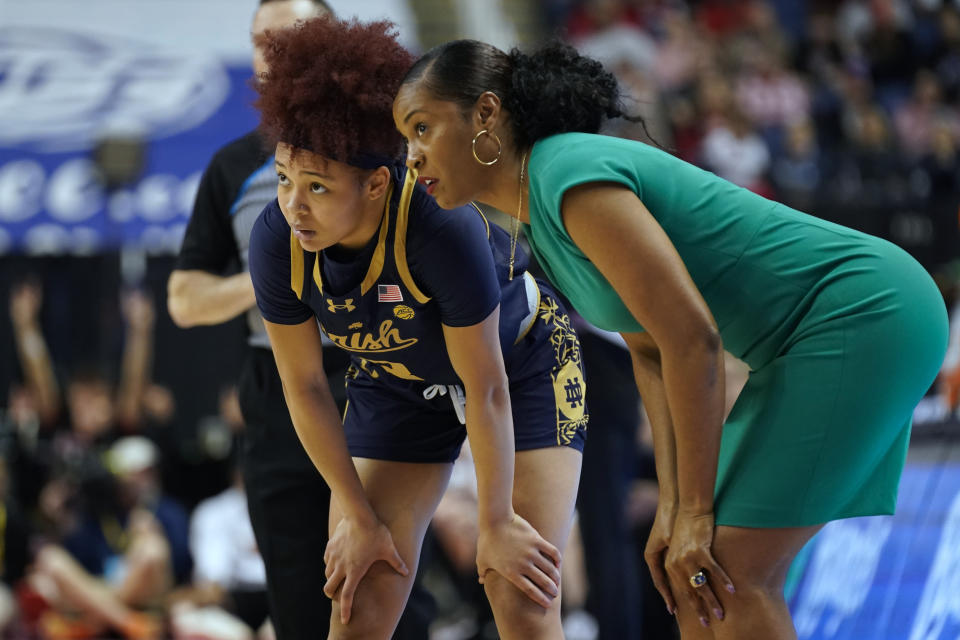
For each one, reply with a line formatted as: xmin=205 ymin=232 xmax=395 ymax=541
xmin=689 ymin=570 xmax=707 ymax=588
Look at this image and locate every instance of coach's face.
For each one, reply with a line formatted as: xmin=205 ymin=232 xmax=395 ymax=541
xmin=393 ymin=82 xmax=482 ymax=210
xmin=274 ymin=143 xmax=389 ymax=253
xmin=251 ymin=0 xmax=328 ymax=79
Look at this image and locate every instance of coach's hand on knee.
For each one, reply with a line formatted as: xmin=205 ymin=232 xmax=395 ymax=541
xmin=644 ymin=500 xmax=678 ymax=616
xmin=476 ymin=512 xmax=561 ymax=609
xmin=665 ymin=509 xmax=735 ymax=628
xmin=323 ymin=515 xmax=409 ymax=624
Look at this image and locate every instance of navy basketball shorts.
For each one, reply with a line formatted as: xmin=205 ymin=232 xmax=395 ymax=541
xmin=341 ymin=289 xmax=588 ymax=463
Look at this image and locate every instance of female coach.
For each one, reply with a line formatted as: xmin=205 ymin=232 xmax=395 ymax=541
xmin=392 ymin=39 xmax=948 ymax=639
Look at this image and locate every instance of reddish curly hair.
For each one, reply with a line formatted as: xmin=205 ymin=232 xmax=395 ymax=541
xmin=255 ymin=16 xmax=413 ymax=165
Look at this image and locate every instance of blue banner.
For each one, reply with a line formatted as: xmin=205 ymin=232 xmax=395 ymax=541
xmin=0 ymin=26 xmax=258 ymax=255
xmin=789 ymin=460 xmax=960 ymax=639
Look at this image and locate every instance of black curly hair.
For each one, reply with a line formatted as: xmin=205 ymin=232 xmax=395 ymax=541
xmin=401 ymin=39 xmax=648 ymax=149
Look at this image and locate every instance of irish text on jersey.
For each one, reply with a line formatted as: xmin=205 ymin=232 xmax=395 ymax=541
xmin=324 ymin=319 xmax=418 ymax=354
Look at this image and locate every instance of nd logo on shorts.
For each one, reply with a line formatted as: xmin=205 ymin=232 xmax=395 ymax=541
xmin=393 ymin=304 xmax=415 ymax=320
xmin=553 ymin=359 xmax=585 ymax=421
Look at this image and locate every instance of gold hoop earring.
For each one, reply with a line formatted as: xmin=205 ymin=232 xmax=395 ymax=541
xmin=472 ymin=129 xmax=502 ymax=166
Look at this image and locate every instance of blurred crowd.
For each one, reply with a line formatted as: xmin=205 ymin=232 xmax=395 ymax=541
xmin=0 ymin=1 xmax=958 ymax=640
xmin=548 ymin=0 xmax=960 ymax=273
xmin=2 ymin=281 xmax=265 ymax=640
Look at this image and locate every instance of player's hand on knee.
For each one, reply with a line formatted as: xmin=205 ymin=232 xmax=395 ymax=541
xmin=323 ymin=515 xmax=409 ymax=624
xmin=644 ymin=501 xmax=678 ymax=616
xmin=476 ymin=512 xmax=561 ymax=609
xmin=665 ymin=509 xmax=735 ymax=627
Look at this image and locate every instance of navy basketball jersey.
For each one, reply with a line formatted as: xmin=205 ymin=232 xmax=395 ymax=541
xmin=275 ymin=167 xmax=539 ymax=386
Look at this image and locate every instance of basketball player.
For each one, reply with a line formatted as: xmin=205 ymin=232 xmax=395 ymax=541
xmin=248 ymin=16 xmax=587 ymax=640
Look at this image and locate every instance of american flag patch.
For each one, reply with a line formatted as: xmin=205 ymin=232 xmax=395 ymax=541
xmin=378 ymin=284 xmax=403 ymax=302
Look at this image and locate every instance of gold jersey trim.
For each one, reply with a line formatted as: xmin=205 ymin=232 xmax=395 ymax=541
xmin=395 ymin=169 xmax=431 ymax=304
xmin=290 ymin=231 xmax=305 ymax=300
xmin=360 ymin=181 xmax=394 ymax=296
xmin=313 ymin=250 xmax=322 ymax=294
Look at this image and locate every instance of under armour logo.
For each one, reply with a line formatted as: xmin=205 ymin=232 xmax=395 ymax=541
xmin=326 ymin=298 xmax=356 ymax=313
xmin=564 ymin=377 xmax=583 ymax=408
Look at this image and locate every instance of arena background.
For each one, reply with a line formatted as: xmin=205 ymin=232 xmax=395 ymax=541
xmin=1 ymin=1 xmax=958 ymax=639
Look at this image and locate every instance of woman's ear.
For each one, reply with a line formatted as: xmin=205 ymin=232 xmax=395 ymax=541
xmin=473 ymin=91 xmax=503 ymax=130
xmin=364 ymin=166 xmax=392 ymax=200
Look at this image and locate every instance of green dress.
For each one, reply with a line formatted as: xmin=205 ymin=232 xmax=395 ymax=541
xmin=524 ymin=132 xmax=948 ymax=527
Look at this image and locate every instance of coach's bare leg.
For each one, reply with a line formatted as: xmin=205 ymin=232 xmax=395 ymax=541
xmin=671 ymin=524 xmax=822 ymax=639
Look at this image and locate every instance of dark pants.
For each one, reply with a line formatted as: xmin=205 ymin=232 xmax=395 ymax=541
xmin=238 ymin=347 xmax=434 ymax=640
xmin=576 ymin=332 xmax=644 ymax=640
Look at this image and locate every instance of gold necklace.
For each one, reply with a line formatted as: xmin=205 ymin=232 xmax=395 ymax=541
xmin=508 ymin=151 xmax=527 ymax=281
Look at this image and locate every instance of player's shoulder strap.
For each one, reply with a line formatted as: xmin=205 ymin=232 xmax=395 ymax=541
xmin=289 ymin=231 xmax=307 ymax=300
xmin=394 ymin=168 xmax=432 ymax=304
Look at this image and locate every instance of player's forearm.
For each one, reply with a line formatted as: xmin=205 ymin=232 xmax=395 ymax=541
xmin=282 ymin=376 xmax=377 ymax=525
xmin=463 ymin=379 xmax=516 ymax=527
xmin=13 ymin=322 xmax=61 ymax=424
xmin=167 ymin=271 xmax=256 ymax=327
xmin=659 ymin=331 xmax=725 ymax=514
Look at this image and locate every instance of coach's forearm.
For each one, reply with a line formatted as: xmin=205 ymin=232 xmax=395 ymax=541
xmin=625 ymin=332 xmax=679 ymax=504
xmin=660 ymin=331 xmax=725 ymax=514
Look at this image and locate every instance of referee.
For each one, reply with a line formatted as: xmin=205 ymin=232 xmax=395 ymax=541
xmin=168 ymin=2 xmax=433 ymax=638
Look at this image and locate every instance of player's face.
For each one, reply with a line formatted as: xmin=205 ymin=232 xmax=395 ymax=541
xmin=393 ymin=82 xmax=482 ymax=209
xmin=274 ymin=143 xmax=371 ymax=253
xmin=251 ymin=0 xmax=327 ymax=78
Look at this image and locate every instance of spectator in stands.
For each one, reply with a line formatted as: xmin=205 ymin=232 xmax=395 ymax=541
xmin=894 ymin=69 xmax=960 ymax=158
xmin=836 ymin=105 xmax=907 ymax=206
xmin=29 ymin=436 xmax=189 ymax=640
xmin=931 ymin=6 xmax=960 ymax=101
xmin=860 ymin=0 xmax=919 ymax=110
xmin=701 ymin=104 xmax=773 ymax=195
xmin=663 ymin=92 xmax=705 ymax=163
xmin=168 ymin=460 xmax=270 ymax=640
xmin=8 ymin=283 xmax=161 ymax=527
xmin=10 ymin=283 xmax=156 ymax=445
xmin=563 ymin=0 xmax=645 ymax=41
xmin=739 ymin=1 xmax=791 ymax=68
xmin=771 ymin=118 xmax=823 ymax=211
xmin=654 ymin=9 xmax=711 ymax=95
xmin=694 ymin=0 xmax=751 ymax=40
xmin=696 ymin=71 xmax=737 ymax=135
xmin=10 ymin=282 xmax=61 ymax=431
xmin=9 ymin=282 xmax=189 ymax=639
xmin=572 ymin=0 xmax=658 ymax=77
xmin=735 ymin=38 xmax=811 ymax=142
xmin=0 ymin=455 xmax=30 ymax=637
xmin=916 ymin=119 xmax=960 ymax=267
xmin=793 ymin=11 xmax=848 ymax=149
